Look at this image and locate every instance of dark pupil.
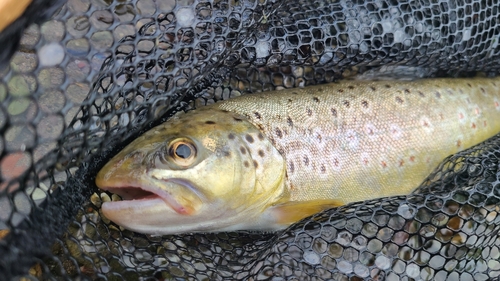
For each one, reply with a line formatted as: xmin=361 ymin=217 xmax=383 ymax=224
xmin=175 ymin=144 xmax=192 ymax=159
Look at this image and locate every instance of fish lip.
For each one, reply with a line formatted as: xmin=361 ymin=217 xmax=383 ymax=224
xmin=98 ymin=178 xmax=201 ymax=215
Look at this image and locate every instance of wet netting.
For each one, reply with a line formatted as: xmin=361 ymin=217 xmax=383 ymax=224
xmin=1 ymin=0 xmax=500 ymax=279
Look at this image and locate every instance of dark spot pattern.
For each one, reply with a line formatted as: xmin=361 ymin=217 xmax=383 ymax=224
xmin=275 ymin=128 xmax=283 ymax=138
xmin=233 ymin=117 xmax=243 ymax=122
xmin=253 ymin=160 xmax=259 ymax=168
xmin=258 ymin=133 xmax=264 ymax=140
xmin=205 ymin=120 xmax=216 ymax=124
xmin=307 ymin=108 xmax=313 ymax=116
xmin=228 ymin=133 xmax=235 ymax=140
xmin=385 ymin=84 xmax=391 ymax=88
xmin=435 ymin=92 xmax=441 ymax=99
xmin=320 ymin=164 xmax=326 ymax=173
xmin=481 ymin=87 xmax=485 ymax=93
xmin=288 ymin=98 xmax=293 ymax=103
xmin=331 ymin=108 xmax=337 ymax=117
xmin=370 ymin=86 xmax=376 ymax=91
xmin=289 ymin=161 xmax=295 ymax=173
xmin=245 ymin=135 xmax=254 ymax=143
xmin=303 ymin=155 xmax=309 ymax=166
xmin=338 ymin=89 xmax=344 ymax=93
xmin=361 ymin=100 xmax=368 ymax=108
xmin=240 ymin=147 xmax=246 ymax=154
xmin=348 ymin=85 xmax=355 ymax=89
xmin=258 ymin=150 xmax=265 ymax=157
xmin=404 ymin=89 xmax=410 ymax=93
xmin=313 ymin=97 xmax=320 ymax=103
xmin=343 ymin=100 xmax=350 ymax=108
xmin=287 ymin=117 xmax=293 ymax=127
xmin=418 ymin=91 xmax=425 ymax=97
xmin=254 ymin=111 xmax=262 ymax=120
xmin=222 ymin=151 xmax=231 ymax=157
xmin=244 ymin=161 xmax=250 ymax=168
xmin=395 ymin=96 xmax=403 ymax=104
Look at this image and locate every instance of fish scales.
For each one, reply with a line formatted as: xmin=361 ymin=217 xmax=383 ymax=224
xmin=216 ymin=78 xmax=500 ymax=203
xmin=96 ymin=77 xmax=500 ymax=234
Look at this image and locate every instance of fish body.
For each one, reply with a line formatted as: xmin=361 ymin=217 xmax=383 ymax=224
xmin=96 ymin=77 xmax=500 ymax=235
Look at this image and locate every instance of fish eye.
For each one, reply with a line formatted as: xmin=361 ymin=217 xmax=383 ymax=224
xmin=168 ymin=139 xmax=197 ymax=167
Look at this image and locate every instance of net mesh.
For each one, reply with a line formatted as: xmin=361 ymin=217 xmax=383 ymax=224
xmin=1 ymin=0 xmax=500 ymax=279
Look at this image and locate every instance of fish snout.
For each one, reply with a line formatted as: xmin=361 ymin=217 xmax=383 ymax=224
xmin=95 ymin=154 xmax=145 ymax=189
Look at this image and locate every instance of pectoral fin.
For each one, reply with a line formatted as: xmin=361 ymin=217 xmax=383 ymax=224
xmin=268 ymin=199 xmax=343 ymax=226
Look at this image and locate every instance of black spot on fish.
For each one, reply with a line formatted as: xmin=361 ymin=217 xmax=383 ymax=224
xmin=233 ymin=117 xmax=243 ymax=122
xmin=395 ymin=96 xmax=403 ymax=104
xmin=278 ymin=147 xmax=285 ymax=155
xmin=318 ymin=87 xmax=325 ymax=92
xmin=240 ymin=147 xmax=246 ymax=154
xmin=404 ymin=89 xmax=410 ymax=93
xmin=228 ymin=133 xmax=235 ymax=140
xmin=288 ymin=98 xmax=293 ymax=103
xmin=275 ymin=128 xmax=283 ymax=138
xmin=292 ymin=91 xmax=299 ymax=95
xmin=343 ymin=100 xmax=350 ymax=108
xmin=435 ymin=92 xmax=441 ymax=99
xmin=245 ymin=135 xmax=254 ymax=143
xmin=361 ymin=100 xmax=368 ymax=108
xmin=481 ymin=87 xmax=486 ymax=93
xmin=258 ymin=133 xmax=264 ymax=141
xmin=253 ymin=160 xmax=259 ymax=168
xmin=385 ymin=84 xmax=391 ymax=88
xmin=467 ymin=83 xmax=472 ymax=87
xmin=348 ymin=85 xmax=355 ymax=90
xmin=338 ymin=89 xmax=344 ymax=93
xmin=287 ymin=117 xmax=294 ymax=127
xmin=307 ymin=108 xmax=313 ymax=116
xmin=313 ymin=97 xmax=320 ymax=103
xmin=418 ymin=91 xmax=425 ymax=97
xmin=222 ymin=151 xmax=231 ymax=157
xmin=256 ymin=124 xmax=265 ymax=131
xmin=331 ymin=108 xmax=337 ymax=117
xmin=303 ymin=155 xmax=309 ymax=166
xmin=258 ymin=150 xmax=265 ymax=157
xmin=321 ymin=164 xmax=326 ymax=173
xmin=220 ymin=110 xmax=230 ymax=113
xmin=205 ymin=120 xmax=216 ymax=124
xmin=316 ymin=134 xmax=322 ymax=143
xmin=370 ymin=86 xmax=376 ymax=91
xmin=254 ymin=111 xmax=262 ymax=120
xmin=244 ymin=161 xmax=250 ymax=168
xmin=289 ymin=161 xmax=295 ymax=173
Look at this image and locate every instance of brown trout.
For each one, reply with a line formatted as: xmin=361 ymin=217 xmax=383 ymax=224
xmin=96 ymin=77 xmax=500 ymax=235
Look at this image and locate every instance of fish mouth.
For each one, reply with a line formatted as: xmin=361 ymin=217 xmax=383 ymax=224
xmin=99 ymin=178 xmax=201 ymax=215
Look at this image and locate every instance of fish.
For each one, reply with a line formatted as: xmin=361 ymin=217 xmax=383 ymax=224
xmin=95 ymin=77 xmax=500 ymax=235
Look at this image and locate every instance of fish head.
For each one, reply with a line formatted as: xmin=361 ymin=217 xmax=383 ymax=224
xmin=96 ymin=107 xmax=287 ymax=235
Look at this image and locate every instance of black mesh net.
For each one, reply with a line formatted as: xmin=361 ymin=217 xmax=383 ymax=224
xmin=2 ymin=0 xmax=500 ymax=279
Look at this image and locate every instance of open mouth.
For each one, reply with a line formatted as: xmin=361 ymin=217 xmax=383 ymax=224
xmin=105 ymin=186 xmax=158 ymax=201
xmin=100 ymin=179 xmax=200 ymax=215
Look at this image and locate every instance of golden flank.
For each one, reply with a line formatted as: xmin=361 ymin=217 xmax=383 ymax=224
xmin=96 ymin=77 xmax=500 ymax=235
